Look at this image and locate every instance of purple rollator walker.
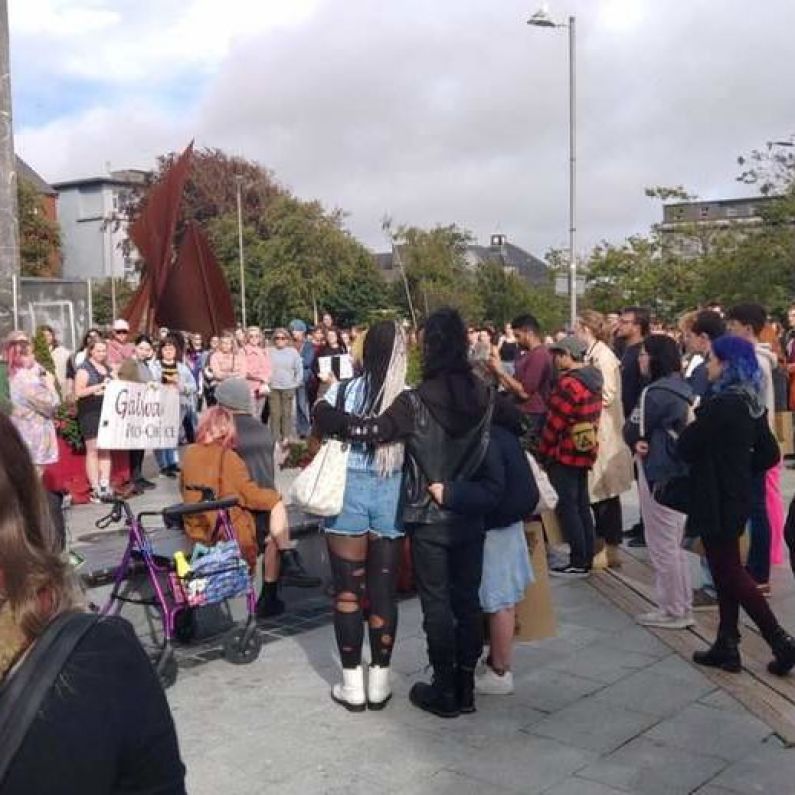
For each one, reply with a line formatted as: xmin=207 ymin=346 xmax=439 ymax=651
xmin=99 ymin=489 xmax=262 ymax=689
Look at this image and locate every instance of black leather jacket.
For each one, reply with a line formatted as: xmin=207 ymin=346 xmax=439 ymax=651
xmin=401 ymin=390 xmax=493 ymax=524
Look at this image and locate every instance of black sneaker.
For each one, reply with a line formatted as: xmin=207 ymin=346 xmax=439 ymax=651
xmin=627 ymin=536 xmax=646 ymax=548
xmin=136 ymin=478 xmax=157 ymax=490
xmin=549 ymin=565 xmax=590 ymax=579
xmin=279 ymin=549 xmax=322 ymax=588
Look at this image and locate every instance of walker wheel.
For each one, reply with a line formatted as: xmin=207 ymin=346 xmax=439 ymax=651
xmin=174 ymin=608 xmax=196 ymax=644
xmin=156 ymin=649 xmax=178 ymax=690
xmin=223 ymin=625 xmax=262 ymax=665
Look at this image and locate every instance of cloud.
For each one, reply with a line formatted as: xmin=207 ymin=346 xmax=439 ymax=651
xmin=13 ymin=0 xmax=795 ymax=259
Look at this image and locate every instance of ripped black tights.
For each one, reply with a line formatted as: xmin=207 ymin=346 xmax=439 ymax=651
xmin=327 ymin=534 xmax=401 ymax=669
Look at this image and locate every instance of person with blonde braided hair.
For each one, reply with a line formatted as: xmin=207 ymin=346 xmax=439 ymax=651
xmin=319 ymin=320 xmax=408 ymax=711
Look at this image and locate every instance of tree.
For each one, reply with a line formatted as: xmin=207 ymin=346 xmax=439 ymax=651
xmin=18 ymin=179 xmax=61 ymax=277
xmin=92 ymin=279 xmax=135 ymax=327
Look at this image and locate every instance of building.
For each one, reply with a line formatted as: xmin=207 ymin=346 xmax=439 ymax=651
xmin=52 ymin=169 xmax=149 ymax=280
xmin=375 ymin=233 xmax=548 ymax=286
xmin=17 ymin=156 xmax=57 ymax=222
xmin=659 ymin=195 xmax=783 ymax=258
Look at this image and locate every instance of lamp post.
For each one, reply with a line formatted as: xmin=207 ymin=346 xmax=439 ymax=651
xmin=235 ymin=175 xmax=247 ymax=328
xmin=528 ymin=6 xmax=577 ymax=329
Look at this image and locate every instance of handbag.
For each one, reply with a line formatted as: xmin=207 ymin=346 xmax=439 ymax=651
xmin=527 ymin=452 xmax=558 ymax=513
xmin=289 ymin=381 xmax=351 ymax=516
xmin=0 ymin=611 xmax=98 ymax=784
xmin=751 ymin=411 xmax=781 ymax=473
xmin=181 ymin=541 xmax=250 ymax=606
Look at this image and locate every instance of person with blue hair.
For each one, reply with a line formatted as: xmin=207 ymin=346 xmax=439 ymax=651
xmin=678 ymin=335 xmax=795 ymax=675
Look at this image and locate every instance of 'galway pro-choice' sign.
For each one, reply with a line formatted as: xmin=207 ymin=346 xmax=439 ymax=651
xmin=97 ymin=380 xmax=180 ymax=450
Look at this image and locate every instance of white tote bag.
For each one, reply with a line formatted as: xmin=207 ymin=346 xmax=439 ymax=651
xmin=527 ymin=452 xmax=559 ymax=513
xmin=289 ymin=439 xmax=349 ymax=516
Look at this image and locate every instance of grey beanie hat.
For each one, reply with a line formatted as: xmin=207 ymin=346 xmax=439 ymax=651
xmin=215 ymin=378 xmax=251 ymax=413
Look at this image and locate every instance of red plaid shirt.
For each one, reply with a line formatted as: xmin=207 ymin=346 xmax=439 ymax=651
xmin=539 ymin=370 xmax=602 ymax=468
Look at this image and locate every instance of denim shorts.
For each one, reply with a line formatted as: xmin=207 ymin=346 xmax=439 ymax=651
xmin=323 ymin=468 xmax=404 ymax=539
xmin=479 ymin=520 xmax=534 ymax=613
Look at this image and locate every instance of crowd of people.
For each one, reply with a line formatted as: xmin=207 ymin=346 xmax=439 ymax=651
xmin=6 ymin=299 xmax=795 ymax=791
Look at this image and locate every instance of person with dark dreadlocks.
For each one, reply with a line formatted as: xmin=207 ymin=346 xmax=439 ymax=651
xmin=315 ymin=308 xmax=523 ymax=718
xmin=319 ymin=321 xmax=407 ymax=712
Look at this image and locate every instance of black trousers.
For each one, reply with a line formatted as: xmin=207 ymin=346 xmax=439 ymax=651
xmin=593 ymin=496 xmax=624 ymax=546
xmin=409 ymin=521 xmax=485 ymax=675
xmin=129 ymin=449 xmax=145 ymax=482
xmin=548 ymin=463 xmax=595 ymax=569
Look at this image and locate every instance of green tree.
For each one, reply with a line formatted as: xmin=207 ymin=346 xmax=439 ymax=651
xmin=18 ymin=179 xmax=61 ymax=277
xmin=91 ymin=279 xmax=136 ymax=327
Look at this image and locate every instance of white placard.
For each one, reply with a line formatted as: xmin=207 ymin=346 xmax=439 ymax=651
xmin=97 ymin=380 xmax=181 ymax=450
xmin=318 ymin=353 xmax=353 ymax=380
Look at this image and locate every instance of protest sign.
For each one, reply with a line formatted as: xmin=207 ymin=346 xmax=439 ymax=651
xmin=97 ymin=380 xmax=180 ymax=450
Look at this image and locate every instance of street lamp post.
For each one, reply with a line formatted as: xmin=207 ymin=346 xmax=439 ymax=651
xmin=235 ymin=175 xmax=247 ymax=328
xmin=528 ymin=7 xmax=577 ymax=329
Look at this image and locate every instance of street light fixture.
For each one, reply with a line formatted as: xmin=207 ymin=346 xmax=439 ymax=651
xmin=527 ymin=5 xmax=578 ymax=328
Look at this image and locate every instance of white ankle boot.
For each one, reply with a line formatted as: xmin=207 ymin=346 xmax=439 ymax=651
xmin=331 ymin=666 xmax=366 ymax=712
xmin=367 ymin=665 xmax=392 ymax=710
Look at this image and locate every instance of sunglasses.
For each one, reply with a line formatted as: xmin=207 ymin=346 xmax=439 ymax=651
xmin=273 ymin=336 xmax=288 ymax=341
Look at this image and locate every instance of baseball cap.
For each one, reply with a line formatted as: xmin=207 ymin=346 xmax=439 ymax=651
xmin=113 ymin=319 xmax=130 ymax=332
xmin=548 ymin=335 xmax=586 ymax=361
xmin=288 ymin=319 xmax=307 ymax=333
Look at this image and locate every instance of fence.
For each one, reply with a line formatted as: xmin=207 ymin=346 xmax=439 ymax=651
xmin=0 ymin=276 xmax=93 ymax=350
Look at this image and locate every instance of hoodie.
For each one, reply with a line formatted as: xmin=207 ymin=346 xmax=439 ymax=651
xmin=623 ymin=374 xmax=692 ymax=483
xmin=539 ymin=365 xmax=604 ymax=468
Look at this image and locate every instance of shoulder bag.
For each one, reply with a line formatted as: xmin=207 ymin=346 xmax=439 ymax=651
xmin=0 ymin=611 xmax=98 ymax=785
xmin=289 ymin=380 xmax=351 ymax=516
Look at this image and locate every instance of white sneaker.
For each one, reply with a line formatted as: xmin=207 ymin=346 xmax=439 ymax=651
xmin=474 ymin=666 xmax=514 ymax=695
xmin=636 ymin=610 xmax=695 ymax=629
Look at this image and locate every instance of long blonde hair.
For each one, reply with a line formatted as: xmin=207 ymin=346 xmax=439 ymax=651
xmin=0 ymin=414 xmax=81 ymax=640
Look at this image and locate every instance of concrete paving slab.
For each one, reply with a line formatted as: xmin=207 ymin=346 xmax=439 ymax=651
xmin=590 ymin=662 xmax=714 ymax=718
xmin=545 ymin=642 xmax=660 ymax=685
xmin=512 ymin=667 xmax=607 ymax=714
xmin=543 ymin=777 xmax=636 ymax=795
xmin=391 ymin=768 xmax=519 ymax=795
xmin=447 ymin=734 xmax=598 ymax=795
xmin=528 ymin=699 xmax=658 ymax=754
xmin=577 ymin=737 xmax=728 ymax=795
xmin=707 ymin=743 xmax=795 ymax=793
xmin=643 ymin=702 xmax=772 ymax=762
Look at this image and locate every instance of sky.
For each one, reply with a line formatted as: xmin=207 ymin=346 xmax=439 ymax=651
xmin=10 ymin=0 xmax=795 ymax=259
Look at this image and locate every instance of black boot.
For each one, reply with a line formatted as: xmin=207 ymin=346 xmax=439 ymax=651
xmin=409 ymin=668 xmax=459 ymax=718
xmin=256 ymin=581 xmax=285 ymax=619
xmin=692 ymin=634 xmax=742 ymax=673
xmin=456 ymin=667 xmax=476 ymax=714
xmin=768 ymin=627 xmax=795 ymax=676
xmin=279 ymin=548 xmax=322 ymax=588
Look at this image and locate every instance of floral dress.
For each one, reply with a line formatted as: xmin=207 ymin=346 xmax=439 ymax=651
xmin=10 ymin=367 xmax=60 ymax=465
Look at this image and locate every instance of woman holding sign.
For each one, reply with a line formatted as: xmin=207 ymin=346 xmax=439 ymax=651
xmin=74 ymin=339 xmax=113 ymax=503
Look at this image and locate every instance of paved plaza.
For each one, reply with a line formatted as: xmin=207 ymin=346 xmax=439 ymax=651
xmin=70 ymin=469 xmax=795 ymax=794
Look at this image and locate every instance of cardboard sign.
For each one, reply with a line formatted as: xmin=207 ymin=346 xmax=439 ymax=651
xmin=97 ymin=380 xmax=180 ymax=450
xmin=514 ymin=520 xmax=558 ymax=642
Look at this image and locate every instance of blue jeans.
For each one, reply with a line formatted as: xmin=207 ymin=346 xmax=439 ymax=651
xmin=747 ymin=471 xmax=771 ymax=584
xmin=155 ymin=447 xmax=178 ymax=471
xmin=548 ymin=463 xmax=595 ymax=569
xmin=295 ymin=385 xmax=311 ymax=437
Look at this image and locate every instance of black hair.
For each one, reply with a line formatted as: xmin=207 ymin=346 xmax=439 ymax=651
xmin=359 ymin=321 xmax=397 ymax=415
xmin=690 ymin=310 xmax=725 ymax=341
xmin=726 ymin=303 xmax=767 ymax=336
xmin=621 ymin=306 xmax=651 ymax=337
xmin=80 ymin=328 xmax=101 ymax=350
xmin=134 ymin=334 xmax=153 ymax=347
xmin=643 ymin=334 xmax=682 ymax=382
xmin=422 ymin=307 xmax=471 ymax=380
xmin=511 ymin=313 xmax=541 ymax=336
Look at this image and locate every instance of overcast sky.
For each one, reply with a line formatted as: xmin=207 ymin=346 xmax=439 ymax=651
xmin=10 ymin=0 xmax=795 ymax=258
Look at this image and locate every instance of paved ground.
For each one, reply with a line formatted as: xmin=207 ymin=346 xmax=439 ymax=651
xmin=68 ymin=465 xmax=795 ymax=794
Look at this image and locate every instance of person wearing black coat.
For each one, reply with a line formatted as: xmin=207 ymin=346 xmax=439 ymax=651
xmin=677 ymin=335 xmax=795 ymax=675
xmin=431 ymin=424 xmax=539 ymax=696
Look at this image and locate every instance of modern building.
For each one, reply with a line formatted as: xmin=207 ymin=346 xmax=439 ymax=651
xmin=52 ymin=169 xmax=149 ymax=281
xmin=375 ymin=233 xmax=548 ymax=286
xmin=659 ymin=195 xmax=783 ymax=258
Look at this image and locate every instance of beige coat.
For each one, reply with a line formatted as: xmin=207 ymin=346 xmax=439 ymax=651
xmin=586 ymin=340 xmax=634 ymax=502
